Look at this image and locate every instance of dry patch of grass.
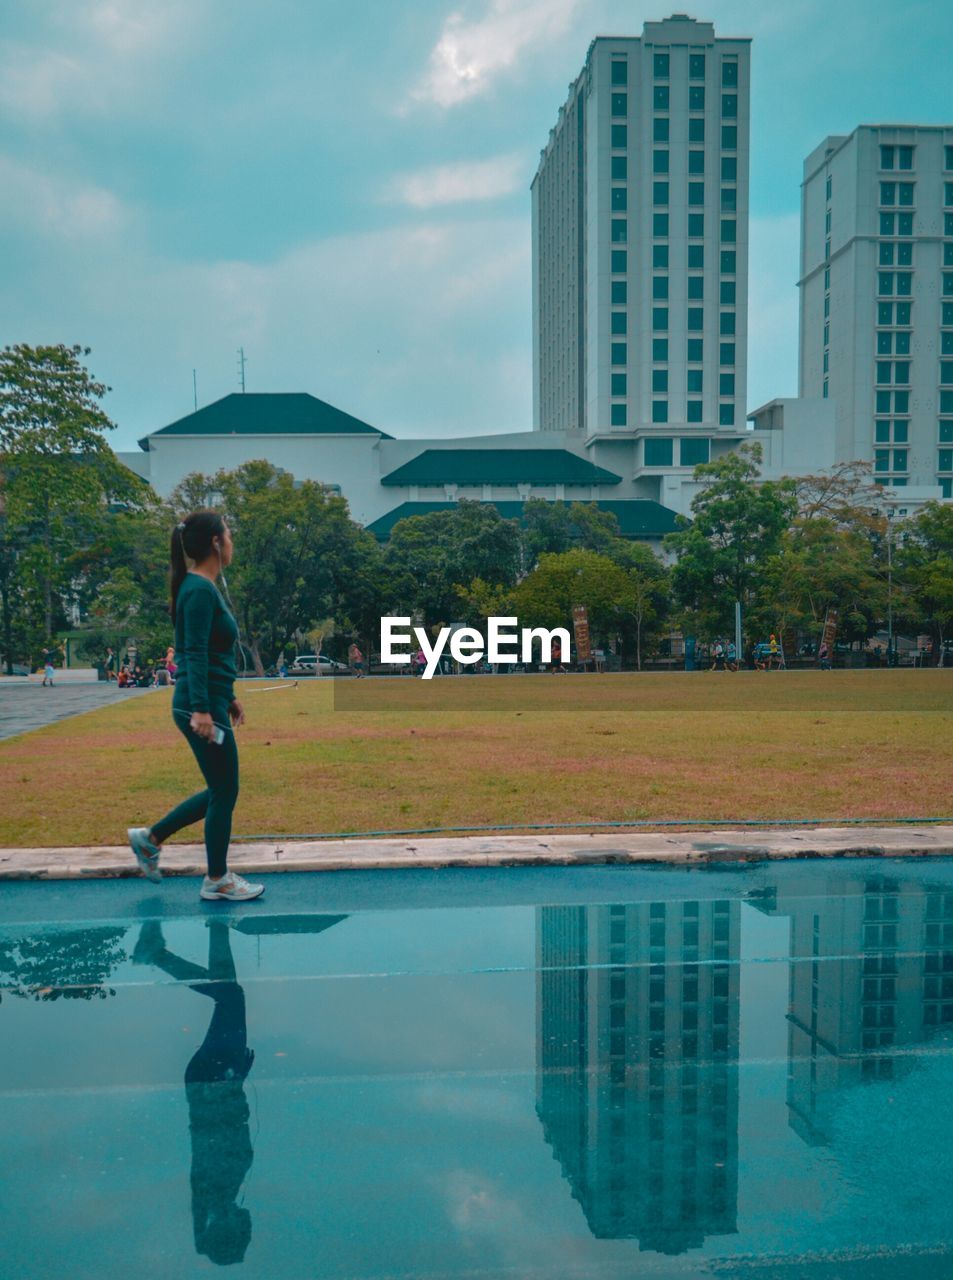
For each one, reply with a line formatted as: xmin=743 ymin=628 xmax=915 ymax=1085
xmin=2 ymin=671 xmax=952 ymax=846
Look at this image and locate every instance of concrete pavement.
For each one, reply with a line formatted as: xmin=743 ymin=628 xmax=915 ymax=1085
xmin=2 ymin=825 xmax=952 ymax=880
xmin=0 ymin=681 xmax=154 ymax=741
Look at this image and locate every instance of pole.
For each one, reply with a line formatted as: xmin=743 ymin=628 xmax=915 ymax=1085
xmin=237 ymin=347 xmax=247 ymax=393
xmin=192 ymin=369 xmax=198 ymax=411
xmin=735 ymin=600 xmax=742 ymax=670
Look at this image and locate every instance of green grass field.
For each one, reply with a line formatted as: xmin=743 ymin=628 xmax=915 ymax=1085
xmin=3 ymin=670 xmax=952 ymax=847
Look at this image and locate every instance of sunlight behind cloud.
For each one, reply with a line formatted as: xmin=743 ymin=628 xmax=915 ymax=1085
xmin=412 ymin=0 xmax=582 ymax=108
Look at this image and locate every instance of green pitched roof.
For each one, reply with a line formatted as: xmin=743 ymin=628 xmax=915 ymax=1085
xmin=140 ymin=392 xmax=391 ymax=450
xmin=380 ymin=449 xmax=622 ymax=487
xmin=365 ymin=499 xmax=681 ymax=542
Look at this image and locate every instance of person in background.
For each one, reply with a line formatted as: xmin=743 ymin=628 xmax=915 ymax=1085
xmin=105 ymin=647 xmax=117 ymax=681
xmin=414 ymin=648 xmax=426 ymax=677
xmin=166 ymin=645 xmax=178 ymax=682
xmin=818 ymin=640 xmax=832 ymax=671
xmin=348 ymin=642 xmax=365 ymax=679
xmin=711 ymin=640 xmax=726 ymax=671
xmin=41 ymin=649 xmax=55 ymax=687
xmin=726 ymin=640 xmax=738 ymax=671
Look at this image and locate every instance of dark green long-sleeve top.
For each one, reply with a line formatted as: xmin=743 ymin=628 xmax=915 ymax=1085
xmin=174 ymin=573 xmax=238 ymax=712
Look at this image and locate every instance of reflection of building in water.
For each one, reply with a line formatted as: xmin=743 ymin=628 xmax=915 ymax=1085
xmin=751 ymin=875 xmax=953 ymax=1145
xmin=536 ymin=900 xmax=740 ymax=1253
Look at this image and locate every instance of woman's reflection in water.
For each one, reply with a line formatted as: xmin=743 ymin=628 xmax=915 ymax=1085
xmin=134 ymin=918 xmax=254 ymax=1266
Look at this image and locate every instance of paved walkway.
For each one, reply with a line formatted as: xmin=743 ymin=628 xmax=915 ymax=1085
xmin=3 ymin=825 xmax=952 ymax=880
xmin=0 ymin=681 xmax=153 ymax=741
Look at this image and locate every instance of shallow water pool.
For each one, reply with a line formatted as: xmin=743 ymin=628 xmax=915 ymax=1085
xmin=3 ymin=861 xmax=953 ymax=1278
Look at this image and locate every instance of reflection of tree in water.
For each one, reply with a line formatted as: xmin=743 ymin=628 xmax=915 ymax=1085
xmin=0 ymin=927 xmax=127 ymax=1002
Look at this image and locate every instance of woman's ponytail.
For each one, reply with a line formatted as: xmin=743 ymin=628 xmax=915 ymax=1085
xmin=169 ymin=509 xmax=226 ymax=620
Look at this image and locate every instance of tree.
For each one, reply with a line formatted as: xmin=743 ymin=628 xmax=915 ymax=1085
xmin=0 ymin=344 xmax=143 ymax=652
xmin=758 ymin=516 xmax=886 ymax=648
xmin=610 ymin=539 xmax=671 ymax=669
xmin=665 ymin=444 xmax=796 ymax=638
xmin=384 ymin=501 xmax=522 ymax=627
xmin=793 ymin=461 xmax=886 ymax=530
xmin=507 ymin=548 xmax=635 ymax=645
xmin=896 ymin=502 xmax=953 ymax=666
xmin=520 ymin=500 xmax=622 ymax=566
xmin=173 ymin=461 xmax=384 ymax=673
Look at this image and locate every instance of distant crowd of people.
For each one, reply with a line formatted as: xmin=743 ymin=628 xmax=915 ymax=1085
xmin=106 ymin=645 xmax=179 ymax=689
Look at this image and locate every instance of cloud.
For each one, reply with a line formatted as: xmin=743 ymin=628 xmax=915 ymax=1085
xmin=0 ymin=155 xmax=127 ymax=239
xmin=386 ymin=153 xmax=527 ymax=208
xmin=411 ymin=0 xmax=582 ymax=108
xmin=0 ymin=0 xmax=202 ymax=120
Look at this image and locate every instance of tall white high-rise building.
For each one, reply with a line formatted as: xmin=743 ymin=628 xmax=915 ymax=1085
xmin=799 ymin=126 xmax=953 ymax=497
xmin=532 ymin=13 xmax=751 ymax=471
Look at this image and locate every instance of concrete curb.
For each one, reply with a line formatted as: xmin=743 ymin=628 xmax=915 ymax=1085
xmin=2 ymin=827 xmax=953 ymax=880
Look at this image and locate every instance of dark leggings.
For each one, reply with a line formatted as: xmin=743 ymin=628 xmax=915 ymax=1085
xmin=151 ymin=686 xmax=238 ymax=878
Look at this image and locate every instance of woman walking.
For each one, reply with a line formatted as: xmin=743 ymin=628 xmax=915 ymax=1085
xmin=127 ymin=510 xmax=263 ymax=901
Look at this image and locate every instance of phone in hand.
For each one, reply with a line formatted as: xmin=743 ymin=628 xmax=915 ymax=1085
xmin=211 ymin=725 xmax=226 ymax=745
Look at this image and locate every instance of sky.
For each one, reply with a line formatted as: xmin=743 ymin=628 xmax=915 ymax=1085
xmin=2 ymin=0 xmax=953 ymax=453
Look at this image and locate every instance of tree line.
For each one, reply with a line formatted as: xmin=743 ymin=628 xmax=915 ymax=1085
xmin=2 ymin=344 xmax=952 ymax=674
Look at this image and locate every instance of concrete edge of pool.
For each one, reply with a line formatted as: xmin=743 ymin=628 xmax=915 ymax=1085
xmin=2 ymin=826 xmax=953 ymax=880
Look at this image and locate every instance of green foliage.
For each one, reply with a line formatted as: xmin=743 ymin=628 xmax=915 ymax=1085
xmin=520 ymin=499 xmax=622 ymax=564
xmin=896 ymin=502 xmax=953 ymax=662
xmin=384 ymin=500 xmax=522 ymax=626
xmin=665 ymin=444 xmax=796 ymax=638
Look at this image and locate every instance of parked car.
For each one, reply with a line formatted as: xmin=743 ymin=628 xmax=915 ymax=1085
xmin=3 ymin=663 xmax=29 ymax=676
xmin=289 ymin=653 xmax=350 ymax=676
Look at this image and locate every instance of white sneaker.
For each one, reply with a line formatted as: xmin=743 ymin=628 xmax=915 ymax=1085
xmin=200 ymin=871 xmax=264 ymax=902
xmin=128 ymin=827 xmax=162 ymax=882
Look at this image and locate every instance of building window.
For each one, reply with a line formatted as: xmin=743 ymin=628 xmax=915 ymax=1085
xmin=721 ymin=124 xmax=737 ymax=149
xmin=946 ymin=147 xmax=953 ymax=171
xmin=947 ymin=213 xmax=953 ymax=236
xmin=610 ymin=402 xmax=627 ymax=427
xmin=944 ymin=273 xmax=953 ymax=297
xmin=894 ymin=360 xmax=910 ymax=384
xmin=688 ymin=213 xmax=705 ymax=237
xmin=652 ymin=400 xmax=668 ymax=423
xmin=653 ymin=244 xmax=669 ymax=269
xmin=944 ymin=244 xmax=953 ymax=267
xmin=944 ymin=331 xmax=953 ymax=354
xmin=611 ymin=249 xmax=627 ymax=272
xmin=689 ymin=52 xmax=706 ymax=78
xmin=896 ymin=330 xmax=911 ymax=353
xmin=943 ymin=479 xmax=953 ymax=498
xmin=680 ymin=437 xmax=710 ymax=466
xmin=689 ymin=181 xmax=705 ymax=206
xmin=720 ymin=250 xmax=736 ymax=274
xmin=880 ymin=212 xmax=895 ymax=235
xmin=720 ymin=372 xmax=735 ymax=396
xmin=687 ymin=400 xmax=703 ymax=422
xmin=611 ymin=280 xmax=627 ymax=305
xmin=825 ymin=209 xmax=832 ymax=234
xmin=722 ymin=93 xmax=738 ymax=118
xmin=611 ymin=124 xmax=627 ymax=148
xmin=896 ymin=302 xmax=912 ymax=325
xmin=942 ymin=390 xmax=953 ymax=412
xmin=689 ymin=85 xmax=705 ymax=111
xmin=652 ymin=369 xmax=668 ymax=392
xmin=687 ymin=369 xmax=703 ymax=392
xmin=720 ymin=342 xmax=735 ymax=364
xmin=611 ymin=60 xmax=628 ymax=86
xmin=898 ymin=182 xmax=915 ymax=206
xmin=721 ymin=156 xmax=737 ymax=181
xmin=721 ymin=219 xmax=736 ymax=243
xmin=688 ymin=276 xmax=704 ymax=299
xmin=689 ymin=118 xmax=706 ymax=143
xmin=721 ymin=188 xmax=737 ymax=212
xmin=653 ymin=181 xmax=669 ymax=205
xmin=895 ymin=390 xmax=910 ymax=412
xmin=893 ymin=420 xmax=909 ymax=441
xmin=689 ymin=244 xmax=705 ymax=269
xmin=898 ymin=145 xmax=914 ymax=170
xmin=611 ymin=92 xmax=627 ymax=116
xmin=824 ymin=322 xmax=829 ymax=344
xmin=876 ymin=360 xmax=892 ymax=384
xmin=944 ymin=302 xmax=953 ymax=325
xmin=652 ymin=307 xmax=668 ymax=331
xmin=687 ymin=338 xmax=704 ymax=361
xmin=876 ymin=389 xmax=891 ymax=413
xmin=826 ymin=175 xmax=832 ymax=200
xmin=689 ymin=149 xmax=705 ymax=174
xmin=879 ymin=242 xmax=895 ymax=265
xmin=611 ymin=155 xmax=627 ymax=180
xmin=654 ymin=52 xmax=669 ymax=78
xmin=687 ymin=306 xmax=704 ymax=331
xmin=652 ymin=276 xmax=669 ymax=299
xmin=722 ymin=59 xmax=738 ymax=86
xmin=719 ymin=403 xmax=736 ymax=425
xmin=652 ymin=115 xmax=671 ymax=143
xmin=653 ymin=213 xmax=669 ymax=237
xmin=875 ymin=450 xmax=890 ymax=473
xmin=878 ymin=331 xmax=893 ymax=354
xmin=878 ymin=271 xmax=894 ymax=296
xmin=893 ymin=449 xmax=908 ymax=471
xmin=611 ymin=342 xmax=627 ymax=365
xmin=898 ymin=212 xmax=913 ymax=235
xmin=645 ymin=437 xmax=673 ymax=466
xmin=720 ymin=311 xmax=736 ymax=335
xmin=611 ymin=372 xmax=627 ymax=395
xmin=880 ymin=182 xmax=896 ymax=206
xmin=611 ymin=187 xmax=627 ymax=210
xmin=940 ymin=449 xmax=953 ymax=471
xmin=654 ymin=85 xmax=670 ymax=109
xmin=611 ymin=218 xmax=627 ymax=243
xmin=611 ymin=311 xmax=627 ymax=335
xmin=653 ymin=338 xmax=669 ymax=361
xmin=942 ymin=361 xmax=953 ymax=384
xmin=653 ymin=149 xmax=670 ymax=175
xmin=880 ymin=145 xmax=895 ymax=170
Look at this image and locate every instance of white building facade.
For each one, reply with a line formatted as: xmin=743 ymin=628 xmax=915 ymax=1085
xmin=800 ymin=125 xmax=953 ymax=499
xmin=533 ymin=13 xmax=751 ymax=462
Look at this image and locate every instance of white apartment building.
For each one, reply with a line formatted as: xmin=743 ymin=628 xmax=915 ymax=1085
xmin=800 ymin=125 xmax=953 ymax=499
xmin=532 ymin=14 xmax=751 ymax=475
